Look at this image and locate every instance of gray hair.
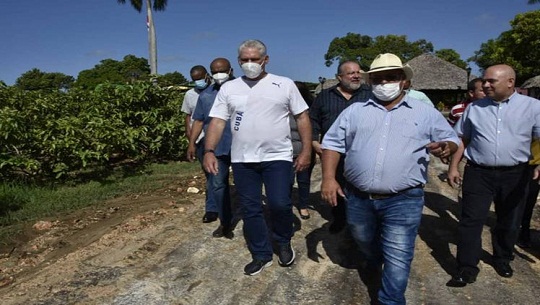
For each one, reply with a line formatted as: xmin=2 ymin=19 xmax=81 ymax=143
xmin=238 ymin=39 xmax=267 ymax=57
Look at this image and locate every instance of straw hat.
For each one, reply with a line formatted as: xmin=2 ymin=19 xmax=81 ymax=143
xmin=363 ymin=53 xmax=414 ymax=80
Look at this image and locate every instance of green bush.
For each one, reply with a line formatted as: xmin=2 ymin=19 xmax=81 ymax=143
xmin=0 ymin=82 xmax=188 ymax=181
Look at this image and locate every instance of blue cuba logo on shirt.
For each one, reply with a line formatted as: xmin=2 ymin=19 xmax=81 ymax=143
xmin=234 ymin=111 xmax=244 ymax=131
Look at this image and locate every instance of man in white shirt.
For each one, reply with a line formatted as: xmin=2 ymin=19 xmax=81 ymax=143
xmin=203 ymin=39 xmax=312 ymax=276
xmin=181 ymin=65 xmax=218 ymax=223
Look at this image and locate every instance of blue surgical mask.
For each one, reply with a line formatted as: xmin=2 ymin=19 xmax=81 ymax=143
xmin=194 ymin=79 xmax=208 ymax=89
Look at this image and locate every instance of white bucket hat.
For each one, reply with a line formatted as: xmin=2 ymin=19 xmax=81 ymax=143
xmin=363 ymin=53 xmax=414 ymax=80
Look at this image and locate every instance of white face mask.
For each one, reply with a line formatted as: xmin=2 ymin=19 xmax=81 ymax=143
xmin=212 ymin=72 xmax=230 ymax=85
xmin=372 ymin=82 xmax=402 ymax=101
xmin=241 ymin=62 xmax=263 ymax=79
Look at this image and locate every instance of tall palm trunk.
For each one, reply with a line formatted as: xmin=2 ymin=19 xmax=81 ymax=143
xmin=146 ymin=0 xmax=158 ymax=75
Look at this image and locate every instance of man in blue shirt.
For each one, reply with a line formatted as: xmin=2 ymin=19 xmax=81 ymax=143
xmin=187 ymin=58 xmax=235 ymax=239
xmin=321 ymin=53 xmax=459 ymax=305
xmin=447 ymin=64 xmax=540 ymax=286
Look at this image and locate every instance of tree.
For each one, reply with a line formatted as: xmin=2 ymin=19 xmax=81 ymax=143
xmin=15 ymin=68 xmax=75 ymax=91
xmin=75 ymin=55 xmax=151 ymax=89
xmin=470 ymin=10 xmax=540 ymax=84
xmin=156 ymin=72 xmax=188 ymax=87
xmin=528 ymin=0 xmax=539 ymax=4
xmin=324 ymin=33 xmax=434 ymax=71
xmin=117 ymin=0 xmax=168 ymax=76
xmin=435 ymin=49 xmax=468 ymax=69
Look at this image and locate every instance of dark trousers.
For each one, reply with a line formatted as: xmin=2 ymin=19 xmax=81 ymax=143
xmin=457 ymin=162 xmax=530 ymax=271
xmin=290 ymin=153 xmax=316 ymax=210
xmin=332 ymin=156 xmax=347 ymax=224
xmin=231 ymin=161 xmax=294 ymax=261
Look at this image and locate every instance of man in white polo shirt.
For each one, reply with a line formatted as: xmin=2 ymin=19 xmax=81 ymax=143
xmin=203 ymin=39 xmax=312 ymax=276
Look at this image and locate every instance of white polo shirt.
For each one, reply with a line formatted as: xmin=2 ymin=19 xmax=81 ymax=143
xmin=181 ymin=88 xmax=204 ymax=143
xmin=209 ymin=74 xmax=308 ymax=163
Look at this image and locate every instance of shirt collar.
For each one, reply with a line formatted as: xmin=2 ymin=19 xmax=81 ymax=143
xmin=365 ymin=94 xmax=412 ymax=110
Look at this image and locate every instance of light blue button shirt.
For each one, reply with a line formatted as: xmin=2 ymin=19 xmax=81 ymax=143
xmin=322 ymin=97 xmax=459 ymax=193
xmin=455 ymin=92 xmax=540 ymax=167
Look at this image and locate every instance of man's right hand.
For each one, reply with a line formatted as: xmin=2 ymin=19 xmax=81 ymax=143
xmin=187 ymin=144 xmax=197 ymax=162
xmin=321 ymin=178 xmax=344 ymax=207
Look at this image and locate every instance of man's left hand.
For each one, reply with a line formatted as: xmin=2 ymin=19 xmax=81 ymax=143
xmin=427 ymin=141 xmax=452 ymax=158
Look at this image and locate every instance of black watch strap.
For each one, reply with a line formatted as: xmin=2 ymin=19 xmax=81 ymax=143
xmin=204 ymin=149 xmax=215 ymax=154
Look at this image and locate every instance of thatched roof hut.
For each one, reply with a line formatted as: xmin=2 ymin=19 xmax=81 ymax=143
xmin=406 ymin=53 xmax=469 ymax=90
xmin=521 ymin=75 xmax=540 ymax=88
xmin=405 ymin=53 xmax=472 ymax=106
xmin=521 ymin=75 xmax=540 ymax=99
xmin=314 ymin=78 xmax=339 ymax=94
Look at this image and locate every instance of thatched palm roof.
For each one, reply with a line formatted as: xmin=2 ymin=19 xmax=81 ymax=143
xmin=314 ymin=78 xmax=339 ymax=94
xmin=521 ymin=75 xmax=540 ymax=88
xmin=406 ymin=54 xmax=469 ymax=90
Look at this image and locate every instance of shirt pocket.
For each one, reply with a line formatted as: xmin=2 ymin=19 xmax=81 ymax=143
xmin=400 ymin=119 xmax=423 ymax=140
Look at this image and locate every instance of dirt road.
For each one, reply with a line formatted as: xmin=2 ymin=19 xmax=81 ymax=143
xmin=1 ymin=159 xmax=540 ymax=305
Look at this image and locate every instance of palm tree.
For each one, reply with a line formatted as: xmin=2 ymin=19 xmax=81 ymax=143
xmin=117 ymin=0 xmax=168 ymax=76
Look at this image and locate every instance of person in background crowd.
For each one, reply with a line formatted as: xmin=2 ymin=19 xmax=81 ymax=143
xmin=203 ymin=39 xmax=312 ymax=276
xmin=290 ymin=81 xmax=315 ymax=220
xmin=310 ymin=60 xmax=371 ymax=234
xmin=517 ymin=139 xmax=540 ymax=248
xmin=447 ymin=78 xmax=485 ymax=127
xmin=447 ymin=78 xmax=487 ymax=186
xmin=188 ymin=58 xmax=235 ymax=239
xmin=447 ymin=64 xmax=540 ymax=287
xmin=403 ymin=79 xmax=434 ymax=107
xmin=181 ymin=65 xmax=218 ymax=224
xmin=321 ymin=53 xmax=458 ymax=305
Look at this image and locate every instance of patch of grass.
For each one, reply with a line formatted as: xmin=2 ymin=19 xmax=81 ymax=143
xmin=0 ymin=161 xmax=201 ymax=240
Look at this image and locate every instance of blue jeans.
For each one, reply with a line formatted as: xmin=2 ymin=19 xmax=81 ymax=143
xmin=346 ymin=187 xmax=424 ymax=305
xmin=196 ymin=139 xmax=217 ymax=213
xmin=208 ymin=155 xmax=232 ymax=227
xmin=232 ymin=161 xmax=293 ymax=261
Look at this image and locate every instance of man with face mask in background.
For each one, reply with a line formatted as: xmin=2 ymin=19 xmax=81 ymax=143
xmin=203 ymin=39 xmax=312 ymax=276
xmin=187 ymin=58 xmax=236 ymax=239
xmin=181 ymin=65 xmax=218 ymax=224
xmin=310 ymin=60 xmax=371 ymax=234
xmin=320 ymin=53 xmax=459 ymax=305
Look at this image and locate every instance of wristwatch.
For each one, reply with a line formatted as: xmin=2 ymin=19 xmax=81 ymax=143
xmin=203 ymin=149 xmax=215 ymax=154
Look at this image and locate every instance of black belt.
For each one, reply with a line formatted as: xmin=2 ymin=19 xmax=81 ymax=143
xmin=347 ymin=183 xmax=424 ymax=200
xmin=466 ymin=161 xmax=527 ymax=171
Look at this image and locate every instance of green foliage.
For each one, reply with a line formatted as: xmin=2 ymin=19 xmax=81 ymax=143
xmin=157 ymin=71 xmax=188 ymax=87
xmin=0 ymin=82 xmax=187 ymax=181
xmin=15 ymin=68 xmax=74 ymax=91
xmin=74 ymin=55 xmax=151 ymax=90
xmin=435 ymin=49 xmax=468 ymax=69
xmin=324 ymin=33 xmax=434 ymax=71
xmin=470 ymin=10 xmax=540 ymax=84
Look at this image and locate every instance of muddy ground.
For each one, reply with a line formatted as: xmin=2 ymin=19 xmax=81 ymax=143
xmin=1 ymin=158 xmax=540 ymax=305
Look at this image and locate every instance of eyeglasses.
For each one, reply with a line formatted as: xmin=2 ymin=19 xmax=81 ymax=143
xmin=370 ymin=74 xmax=403 ymax=84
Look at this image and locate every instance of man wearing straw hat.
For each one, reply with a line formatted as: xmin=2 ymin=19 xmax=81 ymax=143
xmin=321 ymin=53 xmax=459 ymax=305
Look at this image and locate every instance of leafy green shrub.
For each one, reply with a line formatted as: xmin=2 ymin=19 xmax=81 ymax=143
xmin=0 ymin=82 xmax=188 ymax=181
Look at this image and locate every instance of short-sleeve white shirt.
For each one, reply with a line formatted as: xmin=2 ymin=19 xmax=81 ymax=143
xmin=181 ymin=88 xmax=204 ymax=142
xmin=209 ymin=74 xmax=308 ymax=163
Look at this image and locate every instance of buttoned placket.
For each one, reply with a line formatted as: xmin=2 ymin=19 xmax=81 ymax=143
xmin=373 ymin=109 xmax=392 ymax=187
xmin=494 ymin=101 xmax=506 ymax=166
